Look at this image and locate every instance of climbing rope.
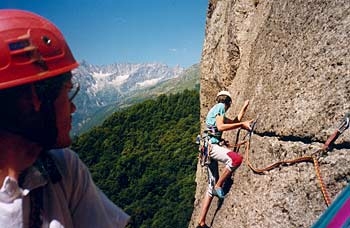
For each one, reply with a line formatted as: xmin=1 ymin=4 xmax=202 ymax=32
xmin=313 ymin=155 xmax=331 ymax=206
xmin=235 ymin=113 xmax=349 ymax=207
xmin=243 ymin=140 xmax=331 ymax=206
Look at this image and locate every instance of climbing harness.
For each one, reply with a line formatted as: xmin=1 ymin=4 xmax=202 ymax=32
xmin=196 ymin=126 xmax=230 ymax=167
xmin=234 ymin=113 xmax=350 ymax=207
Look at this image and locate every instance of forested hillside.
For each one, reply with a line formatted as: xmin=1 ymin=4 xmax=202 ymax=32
xmin=72 ymin=89 xmax=200 ymax=227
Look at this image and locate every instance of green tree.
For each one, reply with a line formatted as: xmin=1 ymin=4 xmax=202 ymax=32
xmin=72 ymin=89 xmax=200 ymax=227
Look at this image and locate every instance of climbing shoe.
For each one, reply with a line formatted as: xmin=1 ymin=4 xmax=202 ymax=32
xmin=196 ymin=224 xmax=210 ymax=228
xmin=214 ymin=187 xmax=225 ymax=199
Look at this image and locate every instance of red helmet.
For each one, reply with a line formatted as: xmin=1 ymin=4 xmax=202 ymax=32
xmin=0 ymin=9 xmax=78 ymax=90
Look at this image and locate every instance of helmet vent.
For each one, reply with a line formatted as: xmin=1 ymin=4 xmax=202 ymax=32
xmin=42 ymin=36 xmax=51 ymax=45
xmin=9 ymin=39 xmax=30 ymax=51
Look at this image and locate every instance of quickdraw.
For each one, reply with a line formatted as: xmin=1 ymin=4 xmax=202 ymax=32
xmin=235 ymin=113 xmax=349 ymax=207
xmin=196 ymin=131 xmax=212 ymax=167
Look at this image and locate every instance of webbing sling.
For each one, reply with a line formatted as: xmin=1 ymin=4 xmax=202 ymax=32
xmin=19 ymin=151 xmax=62 ymax=227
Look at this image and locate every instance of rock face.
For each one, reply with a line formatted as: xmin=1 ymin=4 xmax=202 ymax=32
xmin=191 ymin=0 xmax=350 ymax=227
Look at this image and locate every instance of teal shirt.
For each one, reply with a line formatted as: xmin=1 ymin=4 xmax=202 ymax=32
xmin=205 ymin=103 xmax=225 ymax=144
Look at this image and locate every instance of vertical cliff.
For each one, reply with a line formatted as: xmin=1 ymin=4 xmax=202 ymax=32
xmin=191 ymin=0 xmax=350 ymax=227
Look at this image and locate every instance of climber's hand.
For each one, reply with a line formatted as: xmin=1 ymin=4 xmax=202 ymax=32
xmin=242 ymin=119 xmax=254 ymax=131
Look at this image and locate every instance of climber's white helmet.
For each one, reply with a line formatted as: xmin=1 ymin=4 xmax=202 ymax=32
xmin=216 ymin=90 xmax=232 ymax=100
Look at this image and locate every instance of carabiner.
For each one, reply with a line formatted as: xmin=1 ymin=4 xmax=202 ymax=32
xmin=338 ymin=113 xmax=350 ymax=134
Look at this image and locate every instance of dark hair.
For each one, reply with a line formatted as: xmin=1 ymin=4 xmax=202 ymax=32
xmin=34 ymin=72 xmax=72 ymax=102
xmin=0 ymin=72 xmax=72 ymax=148
xmin=216 ymin=95 xmax=232 ymax=105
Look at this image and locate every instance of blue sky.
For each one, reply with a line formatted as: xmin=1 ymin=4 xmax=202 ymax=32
xmin=1 ymin=0 xmax=208 ymax=68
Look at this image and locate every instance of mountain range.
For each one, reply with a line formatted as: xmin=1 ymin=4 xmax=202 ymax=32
xmin=71 ymin=61 xmax=200 ymax=135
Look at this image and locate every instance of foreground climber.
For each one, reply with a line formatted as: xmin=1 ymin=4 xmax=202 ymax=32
xmin=0 ymin=10 xmax=130 ymax=227
xmin=197 ymin=91 xmax=251 ymax=228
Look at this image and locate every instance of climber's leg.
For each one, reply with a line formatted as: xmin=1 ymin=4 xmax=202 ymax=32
xmin=197 ymin=193 xmax=213 ymax=227
xmin=210 ymin=146 xmax=243 ymax=198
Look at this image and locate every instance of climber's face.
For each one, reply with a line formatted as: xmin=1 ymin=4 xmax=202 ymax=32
xmin=53 ymin=78 xmax=78 ymax=148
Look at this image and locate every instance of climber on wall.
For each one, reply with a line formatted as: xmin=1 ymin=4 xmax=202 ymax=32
xmin=197 ymin=90 xmax=252 ymax=228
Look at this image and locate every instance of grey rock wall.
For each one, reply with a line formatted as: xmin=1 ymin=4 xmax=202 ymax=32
xmin=191 ymin=0 xmax=350 ymax=227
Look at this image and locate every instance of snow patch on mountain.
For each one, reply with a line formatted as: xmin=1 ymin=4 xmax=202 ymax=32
xmin=111 ymin=74 xmax=130 ymax=86
xmin=136 ymin=77 xmax=162 ymax=87
xmin=91 ymin=71 xmax=114 ymax=78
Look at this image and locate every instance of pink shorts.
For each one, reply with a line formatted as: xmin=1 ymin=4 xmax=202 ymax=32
xmin=210 ymin=143 xmax=243 ymax=171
